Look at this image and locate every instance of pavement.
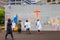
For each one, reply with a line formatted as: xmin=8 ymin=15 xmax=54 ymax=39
xmin=0 ymin=30 xmax=60 ymax=40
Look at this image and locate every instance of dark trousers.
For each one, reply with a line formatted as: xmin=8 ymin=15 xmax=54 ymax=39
xmin=5 ymin=32 xmax=13 ymax=39
xmin=26 ymin=28 xmax=31 ymax=34
xmin=18 ymin=29 xmax=21 ymax=33
xmin=38 ymin=30 xmax=40 ymax=32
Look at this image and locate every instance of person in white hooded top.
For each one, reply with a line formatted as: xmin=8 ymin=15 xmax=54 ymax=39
xmin=12 ymin=21 xmax=16 ymax=31
xmin=36 ymin=19 xmax=42 ymax=32
xmin=24 ymin=20 xmax=31 ymax=34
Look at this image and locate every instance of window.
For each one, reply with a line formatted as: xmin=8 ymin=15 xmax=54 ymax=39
xmin=47 ymin=0 xmax=51 ymax=2
xmin=10 ymin=0 xmax=15 ymax=1
xmin=8 ymin=0 xmax=21 ymax=5
xmin=23 ymin=0 xmax=31 ymax=4
xmin=52 ymin=0 xmax=55 ymax=2
xmin=16 ymin=0 xmax=21 ymax=1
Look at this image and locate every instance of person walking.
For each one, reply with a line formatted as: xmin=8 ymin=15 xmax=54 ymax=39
xmin=36 ymin=19 xmax=42 ymax=34
xmin=12 ymin=20 xmax=16 ymax=31
xmin=17 ymin=20 xmax=22 ymax=33
xmin=5 ymin=19 xmax=14 ymax=40
xmin=24 ymin=20 xmax=31 ymax=34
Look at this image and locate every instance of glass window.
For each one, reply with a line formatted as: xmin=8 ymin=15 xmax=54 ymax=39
xmin=10 ymin=0 xmax=15 ymax=1
xmin=47 ymin=0 xmax=51 ymax=2
xmin=22 ymin=0 xmax=31 ymax=4
xmin=10 ymin=3 xmax=15 ymax=5
xmin=52 ymin=0 xmax=55 ymax=2
xmin=16 ymin=0 xmax=21 ymax=1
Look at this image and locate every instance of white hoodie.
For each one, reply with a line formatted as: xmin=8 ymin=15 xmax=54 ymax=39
xmin=25 ymin=22 xmax=31 ymax=29
xmin=36 ymin=21 xmax=42 ymax=30
xmin=12 ymin=21 xmax=16 ymax=30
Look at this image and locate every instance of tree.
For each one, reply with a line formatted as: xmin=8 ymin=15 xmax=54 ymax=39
xmin=0 ymin=9 xmax=5 ymax=25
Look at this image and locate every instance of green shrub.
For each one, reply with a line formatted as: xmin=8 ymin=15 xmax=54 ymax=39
xmin=0 ymin=9 xmax=5 ymax=25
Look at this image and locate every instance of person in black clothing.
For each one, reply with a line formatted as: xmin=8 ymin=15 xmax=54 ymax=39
xmin=5 ymin=19 xmax=14 ymax=40
xmin=17 ymin=20 xmax=22 ymax=33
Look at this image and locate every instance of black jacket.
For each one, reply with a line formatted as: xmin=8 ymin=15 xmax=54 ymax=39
xmin=7 ymin=21 xmax=12 ymax=34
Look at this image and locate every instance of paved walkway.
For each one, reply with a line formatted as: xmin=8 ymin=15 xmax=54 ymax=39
xmin=0 ymin=31 xmax=60 ymax=40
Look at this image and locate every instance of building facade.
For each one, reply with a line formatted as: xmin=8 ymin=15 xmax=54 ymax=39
xmin=7 ymin=0 xmax=60 ymax=5
xmin=5 ymin=5 xmax=60 ymax=31
xmin=0 ymin=0 xmax=7 ymax=9
xmin=4 ymin=0 xmax=60 ymax=31
xmin=0 ymin=0 xmax=60 ymax=9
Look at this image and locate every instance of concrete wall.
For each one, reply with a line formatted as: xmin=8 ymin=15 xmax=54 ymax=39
xmin=5 ymin=4 xmax=60 ymax=31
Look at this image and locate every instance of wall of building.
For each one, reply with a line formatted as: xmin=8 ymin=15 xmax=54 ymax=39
xmin=5 ymin=4 xmax=60 ymax=31
xmin=0 ymin=0 xmax=7 ymax=9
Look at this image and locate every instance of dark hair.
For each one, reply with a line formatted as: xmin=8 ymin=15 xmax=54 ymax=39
xmin=19 ymin=20 xmax=21 ymax=22
xmin=8 ymin=19 xmax=11 ymax=22
xmin=37 ymin=19 xmax=39 ymax=21
xmin=26 ymin=20 xmax=28 ymax=22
